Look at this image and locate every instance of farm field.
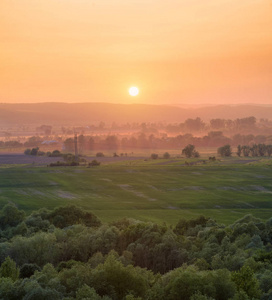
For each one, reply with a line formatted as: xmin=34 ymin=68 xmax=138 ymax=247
xmin=1 ymin=155 xmax=272 ymax=225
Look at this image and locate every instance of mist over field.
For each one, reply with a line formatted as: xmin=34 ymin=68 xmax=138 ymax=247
xmin=1 ymin=103 xmax=272 ymax=125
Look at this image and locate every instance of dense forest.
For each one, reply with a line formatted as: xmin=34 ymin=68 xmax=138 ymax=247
xmin=0 ymin=204 xmax=272 ymax=299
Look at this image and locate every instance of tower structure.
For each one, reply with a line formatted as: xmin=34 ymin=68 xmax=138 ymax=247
xmin=74 ymin=133 xmax=78 ymax=162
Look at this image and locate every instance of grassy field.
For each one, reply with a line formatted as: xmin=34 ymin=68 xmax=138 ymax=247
xmin=1 ymin=155 xmax=272 ymax=225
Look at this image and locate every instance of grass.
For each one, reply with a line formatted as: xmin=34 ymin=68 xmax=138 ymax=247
xmin=1 ymin=156 xmax=272 ymax=225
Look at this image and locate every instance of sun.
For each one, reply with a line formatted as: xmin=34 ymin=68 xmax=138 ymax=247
xmin=129 ymin=86 xmax=139 ymax=96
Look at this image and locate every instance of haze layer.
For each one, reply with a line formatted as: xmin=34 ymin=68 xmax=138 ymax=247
xmin=1 ymin=0 xmax=272 ymax=104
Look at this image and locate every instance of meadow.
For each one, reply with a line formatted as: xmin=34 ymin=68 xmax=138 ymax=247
xmin=1 ymin=153 xmax=272 ymax=225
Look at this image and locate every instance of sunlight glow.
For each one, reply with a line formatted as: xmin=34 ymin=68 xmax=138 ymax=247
xmin=129 ymin=86 xmax=139 ymax=96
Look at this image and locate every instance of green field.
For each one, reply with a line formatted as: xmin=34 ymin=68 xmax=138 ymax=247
xmin=1 ymin=156 xmax=272 ymax=225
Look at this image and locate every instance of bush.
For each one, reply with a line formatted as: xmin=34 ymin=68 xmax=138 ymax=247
xmin=163 ymin=152 xmax=170 ymax=159
xmin=37 ymin=151 xmax=46 ymax=156
xmin=96 ymin=152 xmax=105 ymax=157
xmin=150 ymin=153 xmax=158 ymax=159
xmin=89 ymin=160 xmax=101 ymax=166
xmin=50 ymin=150 xmax=62 ymax=157
xmin=49 ymin=161 xmax=79 ymax=167
xmin=46 ymin=205 xmax=101 ymax=228
xmin=217 ymin=145 xmax=232 ymax=157
xmin=62 ymin=153 xmax=75 ymax=161
xmin=30 ymin=147 xmax=39 ymax=156
xmin=194 ymin=151 xmax=200 ymax=158
xmin=24 ymin=149 xmax=31 ymax=155
xmin=182 ymin=144 xmax=200 ymax=158
xmin=24 ymin=147 xmax=47 ymax=156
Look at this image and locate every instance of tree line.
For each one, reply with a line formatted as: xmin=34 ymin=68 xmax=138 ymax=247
xmin=0 ymin=203 xmax=272 ymax=299
xmin=2 ymin=132 xmax=271 ymax=152
xmin=217 ymin=144 xmax=272 ymax=158
xmin=62 ymin=132 xmax=272 ymax=152
xmin=60 ymin=116 xmax=268 ymax=134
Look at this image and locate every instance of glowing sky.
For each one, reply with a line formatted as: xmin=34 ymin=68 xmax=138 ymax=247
xmin=0 ymin=0 xmax=272 ymax=104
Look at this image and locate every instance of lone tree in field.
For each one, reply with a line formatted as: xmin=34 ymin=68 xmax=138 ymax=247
xmin=163 ymin=152 xmax=170 ymax=159
xmin=217 ymin=144 xmax=232 ymax=157
xmin=182 ymin=144 xmax=200 ymax=158
xmin=150 ymin=153 xmax=158 ymax=159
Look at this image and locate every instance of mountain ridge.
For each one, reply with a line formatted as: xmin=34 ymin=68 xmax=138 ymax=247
xmin=0 ymin=102 xmax=271 ymax=125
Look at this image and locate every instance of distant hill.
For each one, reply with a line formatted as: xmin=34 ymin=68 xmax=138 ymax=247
xmin=0 ymin=102 xmax=272 ymax=126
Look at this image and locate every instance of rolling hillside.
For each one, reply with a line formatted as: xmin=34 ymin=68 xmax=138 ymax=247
xmin=1 ymin=102 xmax=272 ymax=125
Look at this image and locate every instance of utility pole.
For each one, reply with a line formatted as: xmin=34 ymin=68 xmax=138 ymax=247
xmin=74 ymin=133 xmax=78 ymax=162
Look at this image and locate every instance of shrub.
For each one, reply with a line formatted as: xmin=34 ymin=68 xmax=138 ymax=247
xmin=217 ymin=145 xmax=232 ymax=157
xmin=46 ymin=205 xmax=101 ymax=228
xmin=30 ymin=147 xmax=39 ymax=156
xmin=150 ymin=153 xmax=158 ymax=159
xmin=49 ymin=161 xmax=79 ymax=167
xmin=163 ymin=152 xmax=170 ymax=159
xmin=96 ymin=152 xmax=105 ymax=157
xmin=194 ymin=151 xmax=200 ymax=158
xmin=62 ymin=153 xmax=75 ymax=161
xmin=51 ymin=150 xmax=62 ymax=157
xmin=89 ymin=160 xmax=101 ymax=166
xmin=24 ymin=148 xmax=31 ymax=155
xmin=182 ymin=144 xmax=200 ymax=158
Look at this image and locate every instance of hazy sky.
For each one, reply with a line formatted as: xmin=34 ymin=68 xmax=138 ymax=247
xmin=1 ymin=0 xmax=272 ymax=105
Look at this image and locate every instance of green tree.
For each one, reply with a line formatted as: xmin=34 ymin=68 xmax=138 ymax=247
xmin=241 ymin=145 xmax=250 ymax=157
xmin=47 ymin=205 xmax=101 ymax=228
xmin=150 ymin=153 xmax=158 ymax=159
xmin=163 ymin=152 xmax=170 ymax=159
xmin=184 ymin=117 xmax=205 ymax=132
xmin=30 ymin=147 xmax=39 ymax=156
xmin=0 ymin=277 xmax=18 ymax=300
xmin=182 ymin=144 xmax=199 ymax=158
xmin=96 ymin=152 xmax=105 ymax=157
xmin=250 ymin=144 xmax=258 ymax=157
xmin=237 ymin=145 xmax=242 ymax=157
xmin=105 ymin=135 xmax=118 ymax=150
xmin=210 ymin=119 xmax=225 ymax=130
xmin=0 ymin=256 xmax=20 ymax=281
xmin=217 ymin=145 xmax=232 ymax=157
xmin=76 ymin=284 xmax=111 ymax=300
xmin=231 ymin=266 xmax=261 ymax=299
xmin=150 ymin=266 xmax=235 ymax=300
xmin=0 ymin=203 xmax=25 ymax=229
xmin=24 ymin=148 xmax=31 ymax=155
xmin=92 ymin=254 xmax=154 ymax=299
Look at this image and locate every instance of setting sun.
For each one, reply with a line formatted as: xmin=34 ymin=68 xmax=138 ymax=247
xmin=129 ymin=87 xmax=139 ymax=97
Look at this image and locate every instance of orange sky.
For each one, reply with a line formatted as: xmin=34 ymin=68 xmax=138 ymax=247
xmin=0 ymin=0 xmax=272 ymax=105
